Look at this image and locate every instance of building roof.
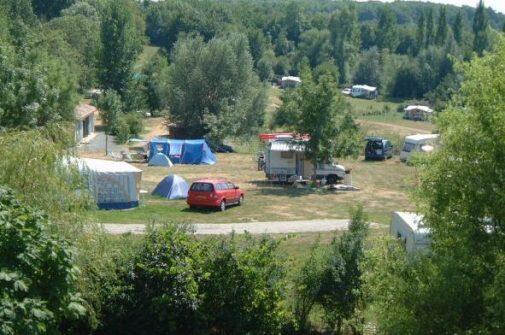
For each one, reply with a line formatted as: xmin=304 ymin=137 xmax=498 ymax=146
xmin=405 ymin=134 xmax=439 ymax=142
xmin=75 ymin=103 xmax=98 ymax=120
xmin=269 ymin=140 xmax=305 ymax=152
xmin=404 ymin=105 xmax=434 ymax=113
xmin=352 ymin=84 xmax=377 ymax=91
xmin=281 ymin=76 xmax=302 ymax=83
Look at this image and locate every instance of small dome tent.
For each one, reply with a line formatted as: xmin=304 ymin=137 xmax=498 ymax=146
xmin=148 ymin=152 xmax=173 ymax=167
xmin=152 ymin=175 xmax=190 ymax=199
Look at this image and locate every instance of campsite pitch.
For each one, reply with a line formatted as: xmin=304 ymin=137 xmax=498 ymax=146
xmin=90 ymin=152 xmax=417 ymax=225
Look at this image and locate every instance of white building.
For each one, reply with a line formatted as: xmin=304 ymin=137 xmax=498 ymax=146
xmin=75 ymin=103 xmax=97 ymax=144
xmin=351 ymin=85 xmax=378 ymax=99
xmin=390 ymin=212 xmax=431 ymax=253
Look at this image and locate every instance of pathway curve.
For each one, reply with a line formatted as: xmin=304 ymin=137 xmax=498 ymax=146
xmin=101 ymin=219 xmax=382 ymax=235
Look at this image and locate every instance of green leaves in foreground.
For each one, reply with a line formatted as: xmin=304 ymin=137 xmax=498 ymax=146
xmin=0 ymin=187 xmax=84 ymax=335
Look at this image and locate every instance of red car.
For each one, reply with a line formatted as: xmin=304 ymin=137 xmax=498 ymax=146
xmin=187 ymin=179 xmax=245 ymax=211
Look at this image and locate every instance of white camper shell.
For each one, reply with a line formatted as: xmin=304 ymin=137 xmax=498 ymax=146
xmin=400 ymin=134 xmax=439 ymax=162
xmin=390 ymin=212 xmax=431 ymax=253
xmin=350 ymin=85 xmax=378 ymax=99
xmin=264 ymin=140 xmax=347 ymax=183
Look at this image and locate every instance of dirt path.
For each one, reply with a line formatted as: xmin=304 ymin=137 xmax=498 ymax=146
xmin=101 ymin=219 xmax=382 ymax=235
xmin=358 ymin=119 xmax=433 ymax=135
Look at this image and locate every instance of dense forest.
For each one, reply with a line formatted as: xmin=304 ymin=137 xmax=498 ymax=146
xmin=1 ymin=0 xmax=505 ymax=334
xmin=1 ymin=0 xmax=504 ymax=139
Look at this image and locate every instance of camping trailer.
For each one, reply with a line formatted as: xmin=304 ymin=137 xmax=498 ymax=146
xmin=263 ymin=140 xmax=347 ymax=184
xmin=400 ymin=134 xmax=439 ymax=162
xmin=280 ymin=76 xmax=302 ymax=89
xmin=403 ymin=105 xmax=434 ymax=121
xmin=390 ymin=212 xmax=431 ymax=253
xmin=350 ymin=85 xmax=378 ymax=99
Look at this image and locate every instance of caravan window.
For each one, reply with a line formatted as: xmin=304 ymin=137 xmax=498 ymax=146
xmin=402 ymin=142 xmax=416 ymax=152
xmin=281 ymin=151 xmax=294 ymax=159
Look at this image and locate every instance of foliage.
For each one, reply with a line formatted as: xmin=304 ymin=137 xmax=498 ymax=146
xmin=123 ymin=112 xmax=143 ymax=137
xmin=167 ymin=33 xmax=266 ymax=141
xmin=293 ymin=206 xmax=369 ymax=334
xmin=0 ymin=127 xmax=91 ymax=220
xmin=200 ymin=234 xmax=286 ymax=334
xmin=277 ymin=65 xmax=360 ymax=163
xmin=99 ymin=224 xmax=203 ymax=335
xmin=31 ymin=0 xmax=74 ymax=19
xmin=0 ymin=186 xmax=85 ymax=335
xmin=141 ymin=53 xmax=170 ymax=113
xmin=96 ymin=89 xmax=122 ymax=135
xmin=371 ymin=39 xmax=505 ymax=334
xmin=473 ymin=0 xmax=489 ymax=56
xmin=99 ymin=0 xmax=142 ymax=97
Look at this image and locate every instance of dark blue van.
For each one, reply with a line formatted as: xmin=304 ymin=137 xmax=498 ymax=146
xmin=365 ymin=137 xmax=393 ymax=160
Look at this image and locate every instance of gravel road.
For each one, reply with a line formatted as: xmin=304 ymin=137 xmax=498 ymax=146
xmin=101 ymin=219 xmax=381 ymax=235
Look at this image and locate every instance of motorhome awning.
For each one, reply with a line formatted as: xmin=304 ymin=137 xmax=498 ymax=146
xmin=270 ymin=141 xmax=305 ymax=152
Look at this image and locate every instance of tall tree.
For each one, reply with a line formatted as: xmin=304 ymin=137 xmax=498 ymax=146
xmin=31 ymin=0 xmax=74 ymax=19
xmin=294 ymin=65 xmax=360 ymax=163
xmin=416 ymin=11 xmax=425 ymax=53
xmin=425 ymin=8 xmax=434 ymax=47
xmin=329 ymin=4 xmax=360 ymax=84
xmin=453 ymin=10 xmax=463 ymax=44
xmin=376 ymin=6 xmax=397 ymax=51
xmin=473 ymin=0 xmax=489 ymax=56
xmin=167 ymin=34 xmax=266 ymax=141
xmin=435 ymin=6 xmax=448 ymax=45
xmin=99 ymin=0 xmax=142 ymax=97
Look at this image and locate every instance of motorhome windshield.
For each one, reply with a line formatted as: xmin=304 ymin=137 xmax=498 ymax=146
xmin=402 ymin=142 xmax=416 ymax=152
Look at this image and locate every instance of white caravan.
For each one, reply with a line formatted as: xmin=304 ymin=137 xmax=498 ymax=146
xmin=390 ymin=212 xmax=431 ymax=253
xmin=400 ymin=134 xmax=439 ymax=162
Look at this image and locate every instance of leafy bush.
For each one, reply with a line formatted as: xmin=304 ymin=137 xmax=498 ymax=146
xmin=124 ymin=112 xmax=143 ymax=137
xmin=0 ymin=187 xmax=85 ymax=334
xmin=200 ymin=234 xmax=286 ymax=334
xmin=113 ymin=117 xmax=130 ymax=144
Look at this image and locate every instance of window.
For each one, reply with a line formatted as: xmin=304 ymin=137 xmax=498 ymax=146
xmin=402 ymin=142 xmax=416 ymax=152
xmin=281 ymin=151 xmax=293 ymax=159
xmin=227 ymin=183 xmax=235 ymax=189
xmin=190 ymin=183 xmax=213 ymax=192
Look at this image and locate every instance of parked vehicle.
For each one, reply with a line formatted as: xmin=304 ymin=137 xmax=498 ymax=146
xmin=364 ymin=137 xmax=393 ymax=160
xmin=187 ymin=179 xmax=244 ymax=211
xmin=263 ymin=139 xmax=349 ymax=184
xmin=400 ymin=134 xmax=439 ymax=162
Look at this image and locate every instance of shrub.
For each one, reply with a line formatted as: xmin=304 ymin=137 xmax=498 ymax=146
xmin=114 ymin=117 xmax=130 ymax=143
xmin=124 ymin=112 xmax=143 ymax=137
xmin=0 ymin=187 xmax=85 ymax=334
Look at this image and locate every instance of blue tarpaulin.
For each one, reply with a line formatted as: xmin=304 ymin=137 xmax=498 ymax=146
xmin=152 ymin=175 xmax=189 ymax=199
xmin=149 ymin=139 xmax=216 ymax=165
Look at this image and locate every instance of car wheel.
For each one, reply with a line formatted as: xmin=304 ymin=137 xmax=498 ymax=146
xmin=189 ymin=205 xmax=196 ymax=210
xmin=238 ymin=195 xmax=244 ymax=206
xmin=219 ymin=200 xmax=226 ymax=212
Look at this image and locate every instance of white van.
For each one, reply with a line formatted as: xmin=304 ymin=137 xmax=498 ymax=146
xmin=400 ymin=134 xmax=439 ymax=162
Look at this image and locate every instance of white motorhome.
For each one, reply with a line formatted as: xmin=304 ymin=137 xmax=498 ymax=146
xmin=263 ymin=140 xmax=347 ymax=184
xmin=390 ymin=212 xmax=431 ymax=253
xmin=400 ymin=134 xmax=439 ymax=162
xmin=350 ymin=85 xmax=378 ymax=99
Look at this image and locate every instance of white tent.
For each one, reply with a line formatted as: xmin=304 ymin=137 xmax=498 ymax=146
xmin=79 ymin=158 xmax=142 ymax=210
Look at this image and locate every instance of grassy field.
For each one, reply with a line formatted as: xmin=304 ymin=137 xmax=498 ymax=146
xmin=90 ymin=151 xmax=418 ymax=225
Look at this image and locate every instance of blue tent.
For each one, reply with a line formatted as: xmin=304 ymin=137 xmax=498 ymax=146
xmin=152 ymin=175 xmax=189 ymax=199
xmin=148 ymin=152 xmax=173 ymax=167
xmin=149 ymin=139 xmax=216 ymax=165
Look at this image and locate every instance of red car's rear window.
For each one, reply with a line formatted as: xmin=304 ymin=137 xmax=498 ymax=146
xmin=190 ymin=182 xmax=214 ymax=192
